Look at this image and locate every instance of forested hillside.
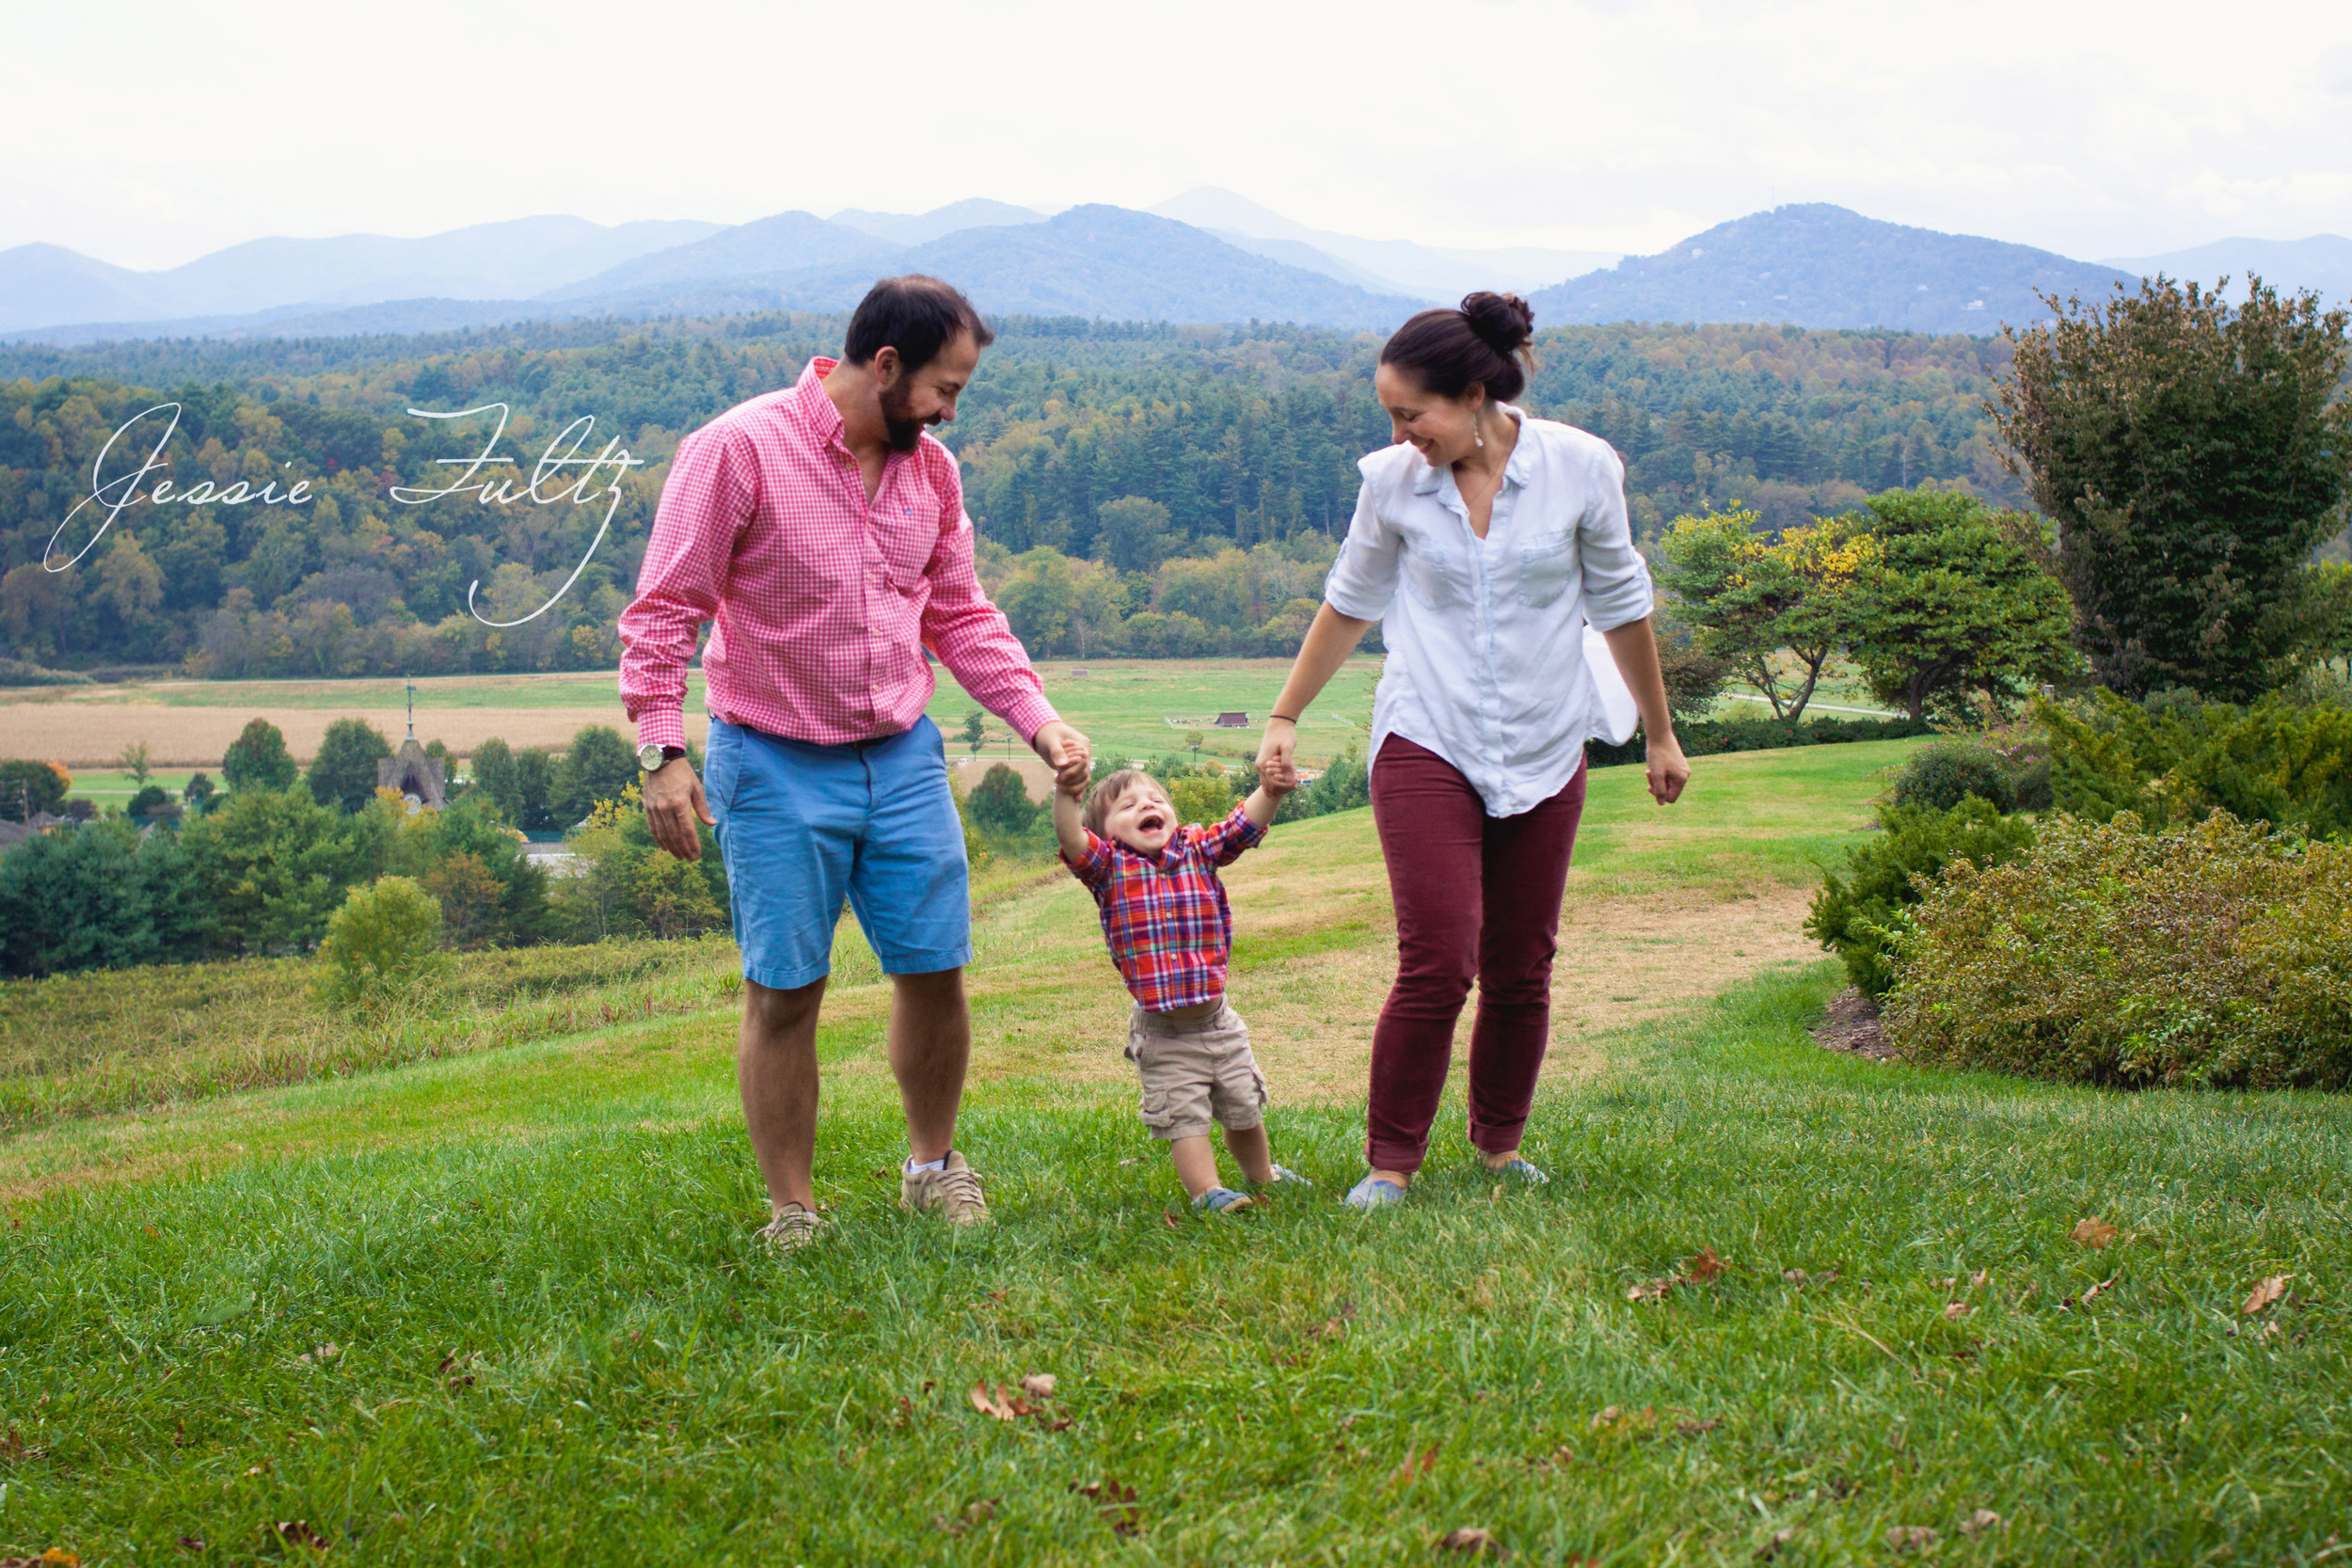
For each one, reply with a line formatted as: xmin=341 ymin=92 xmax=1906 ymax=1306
xmin=1 ymin=312 xmax=2028 ymax=675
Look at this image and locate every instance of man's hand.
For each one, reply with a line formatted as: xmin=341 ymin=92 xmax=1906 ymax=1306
xmin=1645 ymin=733 xmax=1691 ymax=806
xmin=1031 ymin=720 xmax=1092 ymax=796
xmin=644 ymin=757 xmax=717 ymax=861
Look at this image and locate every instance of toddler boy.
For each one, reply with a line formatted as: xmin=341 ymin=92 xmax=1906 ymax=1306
xmin=1055 ymin=760 xmax=1306 ymax=1212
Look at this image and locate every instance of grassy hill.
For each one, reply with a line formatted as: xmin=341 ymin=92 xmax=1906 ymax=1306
xmin=4 ymin=740 xmax=2347 ymax=1561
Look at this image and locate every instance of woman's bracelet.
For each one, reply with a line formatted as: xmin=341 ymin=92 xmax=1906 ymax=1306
xmin=1268 ymin=712 xmax=1299 ymax=724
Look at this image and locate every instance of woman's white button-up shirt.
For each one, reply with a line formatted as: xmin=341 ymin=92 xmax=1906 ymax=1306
xmin=1321 ymin=408 xmax=1654 ymax=818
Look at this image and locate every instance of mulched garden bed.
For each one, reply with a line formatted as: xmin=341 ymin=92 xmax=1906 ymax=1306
xmin=1814 ymin=987 xmax=1898 ymax=1060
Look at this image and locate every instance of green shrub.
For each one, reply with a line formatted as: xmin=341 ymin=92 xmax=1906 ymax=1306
xmin=1891 ymin=741 xmax=2018 ymax=814
xmin=315 ymin=876 xmax=446 ymax=1010
xmin=0 ymin=759 xmax=69 ymax=820
xmin=2041 ymin=689 xmax=2352 ymax=838
xmin=1168 ymin=771 xmax=1243 ymax=827
xmin=1804 ymin=799 xmax=2037 ymax=996
xmin=222 ymin=718 xmax=298 ymax=793
xmin=1883 ymin=813 xmax=2352 ymax=1088
xmin=967 ymin=763 xmax=1041 ymax=835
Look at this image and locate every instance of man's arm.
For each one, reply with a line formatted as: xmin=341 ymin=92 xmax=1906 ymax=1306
xmin=917 ymin=457 xmax=1090 ymax=791
xmin=621 ymin=423 xmax=753 ymax=860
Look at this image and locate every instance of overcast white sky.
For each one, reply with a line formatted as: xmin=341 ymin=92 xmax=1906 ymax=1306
xmin=8 ymin=0 xmax=2349 ymax=271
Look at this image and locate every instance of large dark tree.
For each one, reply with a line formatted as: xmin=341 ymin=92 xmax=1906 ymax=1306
xmin=1993 ymin=276 xmax=2352 ymax=700
xmin=552 ymin=724 xmax=638 ymax=825
xmin=308 ymin=717 xmax=392 ymax=814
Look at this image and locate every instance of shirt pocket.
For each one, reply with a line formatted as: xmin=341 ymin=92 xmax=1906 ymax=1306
xmin=875 ymin=480 xmax=943 ymax=594
xmin=1515 ymin=526 xmax=1579 ymax=610
xmin=1400 ymin=533 xmax=1470 ymax=612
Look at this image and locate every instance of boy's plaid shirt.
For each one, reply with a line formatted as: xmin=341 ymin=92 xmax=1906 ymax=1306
xmin=1062 ymin=805 xmax=1266 ymax=1010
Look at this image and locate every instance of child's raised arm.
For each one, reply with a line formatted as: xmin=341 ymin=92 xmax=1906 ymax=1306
xmin=1052 ymin=777 xmax=1091 ymax=861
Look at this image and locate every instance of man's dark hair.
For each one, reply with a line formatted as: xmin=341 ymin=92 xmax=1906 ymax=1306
xmin=842 ymin=276 xmax=995 ymax=372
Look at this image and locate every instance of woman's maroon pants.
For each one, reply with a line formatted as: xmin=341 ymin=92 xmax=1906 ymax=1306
xmin=1365 ymin=734 xmax=1587 ymax=1174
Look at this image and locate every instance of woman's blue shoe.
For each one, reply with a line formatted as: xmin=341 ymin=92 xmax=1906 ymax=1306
xmin=1490 ymin=1157 xmax=1549 ymax=1185
xmin=1193 ymin=1186 xmax=1253 ymax=1213
xmin=1343 ymin=1174 xmax=1407 ymax=1211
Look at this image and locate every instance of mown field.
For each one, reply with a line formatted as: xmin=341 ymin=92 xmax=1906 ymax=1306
xmin=4 ymin=652 xmax=1898 ymax=771
xmin=5 ymin=737 xmax=2348 ymax=1564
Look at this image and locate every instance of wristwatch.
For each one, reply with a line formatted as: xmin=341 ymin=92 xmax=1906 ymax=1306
xmin=636 ymin=742 xmax=687 ymax=772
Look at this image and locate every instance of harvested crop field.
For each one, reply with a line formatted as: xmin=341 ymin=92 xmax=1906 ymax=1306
xmin=0 ymin=704 xmax=667 ymax=766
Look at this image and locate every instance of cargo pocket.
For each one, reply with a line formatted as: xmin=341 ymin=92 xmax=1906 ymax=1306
xmin=1137 ymin=1089 xmax=1179 ymax=1132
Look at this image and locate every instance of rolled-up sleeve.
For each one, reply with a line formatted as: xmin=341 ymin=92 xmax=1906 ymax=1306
xmin=1576 ymin=445 xmax=1654 ymax=631
xmin=619 ymin=424 xmax=757 ymax=750
xmin=1320 ymin=469 xmax=1401 ymax=622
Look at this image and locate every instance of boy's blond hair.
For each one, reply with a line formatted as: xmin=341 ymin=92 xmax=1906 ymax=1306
xmin=1081 ymin=769 xmax=1167 ymax=837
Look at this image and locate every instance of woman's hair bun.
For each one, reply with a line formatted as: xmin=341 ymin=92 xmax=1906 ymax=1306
xmin=1460 ymin=291 xmax=1535 ymax=357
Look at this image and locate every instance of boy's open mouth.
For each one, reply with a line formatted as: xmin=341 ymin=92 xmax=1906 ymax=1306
xmin=1136 ymin=808 xmax=1168 ymax=835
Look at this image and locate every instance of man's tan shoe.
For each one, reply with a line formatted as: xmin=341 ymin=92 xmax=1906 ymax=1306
xmin=898 ymin=1150 xmax=992 ymax=1225
xmin=758 ymin=1202 xmax=828 ymax=1252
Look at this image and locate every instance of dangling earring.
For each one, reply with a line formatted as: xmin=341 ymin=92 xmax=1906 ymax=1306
xmin=1471 ymin=412 xmax=1485 ymax=451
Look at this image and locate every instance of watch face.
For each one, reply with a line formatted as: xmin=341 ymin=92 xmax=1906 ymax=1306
xmin=637 ymin=742 xmax=665 ymax=771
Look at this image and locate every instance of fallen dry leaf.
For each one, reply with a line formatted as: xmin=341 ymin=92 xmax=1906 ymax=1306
xmin=177 ymin=1537 xmax=206 ymax=1553
xmin=273 ymin=1520 xmax=328 ymax=1550
xmin=2243 ymin=1275 xmax=2294 ymax=1315
xmin=1392 ymin=1444 xmax=1441 ymax=1485
xmin=1626 ymin=1277 xmax=1674 ymax=1304
xmin=1021 ymin=1373 xmax=1057 ymax=1400
xmin=2082 ymin=1274 xmax=2120 ymax=1304
xmin=1685 ymin=1247 xmax=1727 ymax=1283
xmin=0 ymin=1553 xmax=81 ymax=1568
xmin=1944 ymin=1302 xmax=1972 ymax=1321
xmin=1163 ymin=1210 xmax=1181 ymax=1229
xmin=1437 ymin=1526 xmax=1503 ymax=1556
xmin=2071 ymin=1217 xmax=2119 ymax=1249
xmin=1970 ymin=1270 xmax=1989 ymax=1289
xmin=1675 ymin=1416 xmax=1723 ymax=1437
xmin=1960 ymin=1509 xmax=2003 ymax=1538
xmin=1884 ymin=1524 xmax=1939 ymax=1551
xmin=968 ymin=1383 xmax=1015 ymax=1421
xmin=1756 ymin=1526 xmax=1797 ymax=1560
xmin=297 ymin=1343 xmax=339 ymax=1364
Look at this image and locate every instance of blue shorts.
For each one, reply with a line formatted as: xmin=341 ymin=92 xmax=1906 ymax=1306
xmin=704 ymin=715 xmax=971 ymax=990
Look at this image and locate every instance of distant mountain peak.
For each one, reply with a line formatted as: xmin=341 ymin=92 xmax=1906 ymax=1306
xmin=1530 ymin=204 xmax=2131 ymax=335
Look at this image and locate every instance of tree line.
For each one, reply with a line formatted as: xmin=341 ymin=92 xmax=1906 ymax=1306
xmin=0 ymin=715 xmax=727 ymax=978
xmin=5 ymin=314 xmax=2043 ymax=676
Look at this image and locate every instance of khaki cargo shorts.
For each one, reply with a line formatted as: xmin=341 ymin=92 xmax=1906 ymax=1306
xmin=1125 ymin=1001 xmax=1267 ymax=1141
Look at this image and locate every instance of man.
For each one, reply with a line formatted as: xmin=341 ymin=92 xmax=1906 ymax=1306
xmin=619 ymin=276 xmax=1089 ymax=1250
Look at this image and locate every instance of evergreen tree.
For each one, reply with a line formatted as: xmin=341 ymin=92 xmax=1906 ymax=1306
xmin=1994 ymin=276 xmax=2352 ymax=699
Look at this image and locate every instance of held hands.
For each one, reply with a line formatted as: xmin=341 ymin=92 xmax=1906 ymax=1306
xmin=1254 ymin=716 xmax=1296 ymax=788
xmin=643 ymin=758 xmax=716 ymax=862
xmin=1256 ymin=750 xmax=1299 ymax=799
xmin=1032 ymin=720 xmax=1092 ymax=796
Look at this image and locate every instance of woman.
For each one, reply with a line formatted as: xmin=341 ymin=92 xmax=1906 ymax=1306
xmin=1257 ymin=292 xmax=1690 ymax=1209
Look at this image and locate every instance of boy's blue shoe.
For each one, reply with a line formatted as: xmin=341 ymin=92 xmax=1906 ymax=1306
xmin=1193 ymin=1187 xmax=1253 ymax=1213
xmin=1253 ymin=1164 xmax=1312 ymax=1189
xmin=1490 ymin=1157 xmax=1549 ymax=1185
xmin=1343 ymin=1174 xmax=1406 ymax=1211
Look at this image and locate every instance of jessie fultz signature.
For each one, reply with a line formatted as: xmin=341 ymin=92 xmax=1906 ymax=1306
xmin=48 ymin=401 xmax=645 ymax=627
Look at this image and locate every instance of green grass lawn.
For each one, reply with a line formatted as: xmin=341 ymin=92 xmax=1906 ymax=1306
xmin=5 ymin=740 xmax=2347 ymax=1564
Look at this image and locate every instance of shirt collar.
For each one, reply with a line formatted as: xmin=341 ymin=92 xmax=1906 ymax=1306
xmin=794 ymin=356 xmax=850 ymax=453
xmin=1409 ymin=404 xmax=1532 ymax=497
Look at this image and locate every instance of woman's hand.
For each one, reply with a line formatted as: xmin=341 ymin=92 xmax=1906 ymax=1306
xmin=1255 ymin=716 xmax=1296 ymax=782
xmin=1645 ymin=731 xmax=1691 ymax=806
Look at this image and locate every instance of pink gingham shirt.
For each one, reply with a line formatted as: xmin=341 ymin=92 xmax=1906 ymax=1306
xmin=618 ymin=357 xmax=1058 ymax=751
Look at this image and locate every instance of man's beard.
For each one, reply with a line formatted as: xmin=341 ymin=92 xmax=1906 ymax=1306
xmin=881 ymin=381 xmax=928 ymax=452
